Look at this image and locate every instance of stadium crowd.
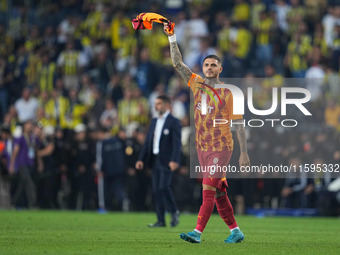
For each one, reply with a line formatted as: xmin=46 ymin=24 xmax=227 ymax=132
xmin=0 ymin=0 xmax=340 ymax=215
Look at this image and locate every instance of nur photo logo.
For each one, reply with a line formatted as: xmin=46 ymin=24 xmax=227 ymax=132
xmin=199 ymin=81 xmax=312 ymax=128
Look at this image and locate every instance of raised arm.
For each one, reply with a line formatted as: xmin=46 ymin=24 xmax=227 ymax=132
xmin=163 ymin=23 xmax=192 ymax=84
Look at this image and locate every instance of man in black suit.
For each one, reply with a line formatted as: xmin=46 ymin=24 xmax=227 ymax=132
xmin=136 ymin=95 xmax=181 ymax=227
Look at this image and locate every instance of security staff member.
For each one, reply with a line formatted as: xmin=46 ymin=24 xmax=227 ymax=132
xmin=136 ymin=95 xmax=181 ymax=227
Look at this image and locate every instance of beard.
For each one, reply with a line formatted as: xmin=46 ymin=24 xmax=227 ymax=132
xmin=204 ymin=72 xmax=218 ymax=79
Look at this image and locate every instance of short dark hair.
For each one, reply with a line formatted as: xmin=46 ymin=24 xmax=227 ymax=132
xmin=203 ymin=55 xmax=222 ymax=64
xmin=156 ymin=95 xmax=171 ymax=104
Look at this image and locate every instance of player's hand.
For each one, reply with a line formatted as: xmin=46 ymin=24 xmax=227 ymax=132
xmin=281 ymin=187 xmax=292 ymax=197
xmin=163 ymin=22 xmax=173 ymax=36
xmin=135 ymin=161 xmax=144 ymax=170
xmin=37 ymin=163 xmax=44 ymax=173
xmin=97 ymin=171 xmax=104 ymax=178
xmin=169 ymin=161 xmax=178 ymax=171
xmin=304 ymin=184 xmax=314 ymax=195
xmin=239 ymin=152 xmax=250 ymax=168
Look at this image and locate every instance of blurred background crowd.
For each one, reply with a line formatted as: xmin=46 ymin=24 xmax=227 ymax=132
xmin=0 ymin=0 xmax=340 ymax=215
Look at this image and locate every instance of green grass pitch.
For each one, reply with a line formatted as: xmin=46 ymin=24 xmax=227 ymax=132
xmin=0 ymin=211 xmax=339 ymax=255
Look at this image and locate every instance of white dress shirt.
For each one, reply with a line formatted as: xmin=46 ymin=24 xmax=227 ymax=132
xmin=153 ymin=110 xmax=170 ymax=155
xmin=15 ymin=97 xmax=39 ymax=122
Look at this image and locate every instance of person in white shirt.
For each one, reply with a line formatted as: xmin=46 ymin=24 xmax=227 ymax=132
xmin=15 ymin=88 xmax=39 ymax=123
xmin=305 ymin=48 xmax=325 ymax=102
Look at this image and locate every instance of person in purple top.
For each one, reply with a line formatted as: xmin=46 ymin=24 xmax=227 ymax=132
xmin=8 ymin=120 xmax=40 ymax=208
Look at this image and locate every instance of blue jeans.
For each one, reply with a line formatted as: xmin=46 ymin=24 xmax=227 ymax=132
xmin=256 ymin=44 xmax=273 ymax=63
xmin=291 ymin=71 xmax=306 ymax=78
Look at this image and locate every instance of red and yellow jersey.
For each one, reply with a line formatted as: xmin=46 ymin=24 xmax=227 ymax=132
xmin=188 ymin=73 xmax=242 ymax=152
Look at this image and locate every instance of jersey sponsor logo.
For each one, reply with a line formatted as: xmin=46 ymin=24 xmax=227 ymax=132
xmin=197 ymin=81 xmax=223 ymax=115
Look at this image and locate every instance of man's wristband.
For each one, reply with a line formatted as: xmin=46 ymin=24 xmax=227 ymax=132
xmin=168 ymin=34 xmax=176 ymax=43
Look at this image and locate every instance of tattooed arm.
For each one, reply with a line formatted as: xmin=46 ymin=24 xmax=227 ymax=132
xmin=163 ymin=23 xmax=192 ymax=84
xmin=233 ymin=119 xmax=250 ymax=167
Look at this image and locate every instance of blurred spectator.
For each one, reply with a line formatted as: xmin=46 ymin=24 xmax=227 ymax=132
xmin=110 ymin=9 xmax=133 ymax=51
xmin=36 ymin=125 xmax=57 ymax=209
xmin=185 ymin=9 xmax=209 ymax=68
xmin=172 ymin=93 xmax=187 ymax=121
xmin=36 ymin=52 xmax=56 ymax=93
xmin=322 ymin=5 xmax=340 ymax=47
xmin=57 ymin=41 xmax=87 ymax=90
xmin=194 ymin=38 xmax=218 ymax=68
xmin=38 ymin=91 xmax=50 ymax=108
xmin=54 ymin=127 xmax=72 ymax=209
xmin=91 ymin=49 xmax=115 ymax=93
xmin=25 ymin=46 xmax=41 ymax=87
xmin=45 ymin=89 xmax=69 ymax=129
xmin=272 ymin=0 xmax=291 ymax=33
xmin=254 ymin=11 xmax=274 ymax=64
xmin=305 ymin=47 xmax=325 ymax=102
xmin=12 ymin=44 xmax=28 ymax=99
xmin=69 ymin=124 xmax=95 ymax=210
xmin=42 ymin=26 xmax=57 ymax=51
xmin=217 ymin=16 xmax=236 ymax=59
xmin=232 ymin=0 xmax=251 ymax=22
xmin=15 ymin=88 xmax=39 ymax=123
xmin=312 ymin=24 xmax=329 ymax=60
xmin=125 ymin=127 xmax=151 ymax=211
xmin=36 ymin=107 xmax=56 ymax=127
xmin=284 ymin=32 xmax=312 ymax=78
xmin=1 ymin=125 xmax=13 ymax=174
xmin=228 ymin=22 xmax=252 ymax=77
xmin=87 ymin=88 xmax=105 ymax=127
xmin=142 ymin=27 xmax=168 ymax=63
xmin=149 ymin=83 xmax=166 ymax=118
xmin=136 ymin=48 xmax=159 ymax=96
xmin=325 ymin=65 xmax=340 ymax=99
xmin=173 ymin=11 xmax=188 ymax=49
xmin=312 ymin=157 xmax=334 ymax=216
xmin=0 ymin=55 xmax=12 ymax=120
xmin=57 ymin=15 xmax=77 ymax=44
xmin=116 ymin=25 xmax=137 ymax=73
xmin=107 ymin=75 xmax=123 ymax=106
xmin=286 ymin=0 xmax=305 ymax=36
xmin=331 ymin=22 xmax=340 ymax=71
xmin=324 ymin=99 xmax=340 ymax=131
xmin=100 ymin=98 xmax=118 ymax=130
xmin=25 ymin=26 xmax=42 ymax=52
xmin=118 ymin=88 xmax=139 ymax=128
xmin=64 ymin=89 xmax=87 ymax=129
xmin=8 ymin=121 xmax=40 ymax=208
xmin=96 ymin=127 xmax=128 ymax=211
xmin=0 ymin=24 xmax=14 ymax=57
xmin=82 ymin=3 xmax=102 ymax=39
xmin=281 ymin=157 xmax=315 ymax=208
xmin=78 ymin=74 xmax=95 ymax=108
xmin=133 ymin=88 xmax=150 ymax=126
xmin=250 ymin=0 xmax=266 ymax=29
